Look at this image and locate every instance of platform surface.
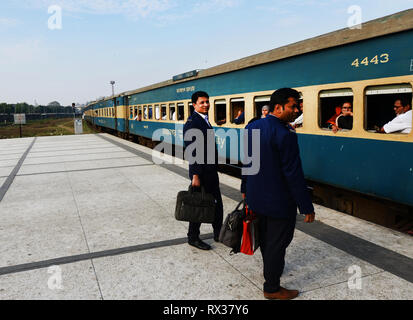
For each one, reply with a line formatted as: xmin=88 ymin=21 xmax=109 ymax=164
xmin=0 ymin=134 xmax=412 ymax=300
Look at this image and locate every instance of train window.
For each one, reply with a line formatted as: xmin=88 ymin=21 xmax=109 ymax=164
xmin=148 ymin=105 xmax=153 ymax=120
xmin=188 ymin=103 xmax=194 ymax=117
xmin=215 ymin=99 xmax=227 ymax=125
xmin=129 ymin=107 xmax=133 ymax=119
xmin=365 ymin=84 xmax=412 ymax=134
xmin=138 ymin=106 xmax=142 ymax=121
xmin=291 ymin=93 xmax=304 ymax=128
xmin=254 ymin=96 xmax=271 ymax=118
xmin=319 ymin=89 xmax=354 ymax=131
xmin=177 ymin=103 xmax=184 ymax=121
xmin=143 ymin=105 xmax=148 ymax=120
xmin=155 ymin=105 xmax=160 ymax=120
xmin=231 ymin=98 xmax=245 ymax=125
xmin=161 ymin=104 xmax=167 ymax=120
xmin=169 ymin=104 xmax=176 ymax=121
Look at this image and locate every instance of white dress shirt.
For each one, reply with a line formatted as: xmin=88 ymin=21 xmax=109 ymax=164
xmin=291 ymin=113 xmax=303 ymax=127
xmin=383 ymin=110 xmax=412 ymax=134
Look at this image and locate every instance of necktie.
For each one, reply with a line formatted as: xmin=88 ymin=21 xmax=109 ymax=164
xmin=205 ymin=115 xmax=212 ymax=128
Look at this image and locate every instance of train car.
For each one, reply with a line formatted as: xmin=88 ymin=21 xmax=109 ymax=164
xmin=85 ymin=10 xmax=413 ymax=227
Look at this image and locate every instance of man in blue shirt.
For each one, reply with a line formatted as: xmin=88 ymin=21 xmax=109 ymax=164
xmin=243 ymin=88 xmax=315 ymax=300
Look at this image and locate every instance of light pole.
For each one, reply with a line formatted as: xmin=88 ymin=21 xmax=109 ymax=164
xmin=110 ymin=81 xmax=115 ymax=96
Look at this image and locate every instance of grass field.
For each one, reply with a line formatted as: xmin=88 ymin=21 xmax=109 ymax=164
xmin=0 ymin=118 xmax=99 ymax=139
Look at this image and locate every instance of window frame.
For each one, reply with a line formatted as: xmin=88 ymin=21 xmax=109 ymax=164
xmin=318 ymin=88 xmax=354 ymax=131
xmin=214 ymin=99 xmax=227 ymax=125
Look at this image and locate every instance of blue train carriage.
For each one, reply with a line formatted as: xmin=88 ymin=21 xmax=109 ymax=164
xmin=84 ymin=95 xmax=128 ymax=134
xmin=117 ymin=10 xmax=413 ymax=212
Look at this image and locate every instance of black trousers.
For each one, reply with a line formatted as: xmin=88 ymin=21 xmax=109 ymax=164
xmin=187 ymin=184 xmax=224 ymax=242
xmin=258 ymin=214 xmax=297 ymax=293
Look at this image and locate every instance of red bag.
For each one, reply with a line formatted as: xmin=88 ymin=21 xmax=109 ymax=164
xmin=240 ymin=205 xmax=259 ymax=256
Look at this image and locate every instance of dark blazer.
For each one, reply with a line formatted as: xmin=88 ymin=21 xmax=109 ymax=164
xmin=243 ymin=115 xmax=314 ymax=218
xmin=183 ymin=112 xmax=219 ymax=189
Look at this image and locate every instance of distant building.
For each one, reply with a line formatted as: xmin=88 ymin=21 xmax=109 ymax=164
xmin=48 ymin=101 xmax=61 ymax=107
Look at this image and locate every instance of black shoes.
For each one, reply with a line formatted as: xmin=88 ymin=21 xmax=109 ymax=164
xmin=188 ymin=239 xmax=212 ymax=251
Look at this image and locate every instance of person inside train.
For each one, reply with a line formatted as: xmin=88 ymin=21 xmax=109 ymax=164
xmin=291 ymin=101 xmax=304 ymax=128
xmin=133 ymin=110 xmax=142 ymax=121
xmin=233 ymin=110 xmax=245 ymax=124
xmin=326 ymin=105 xmax=342 ymax=131
xmin=261 ymin=105 xmax=270 ymax=118
xmin=331 ymin=102 xmax=353 ymax=133
xmin=375 ymin=98 xmax=412 ymax=134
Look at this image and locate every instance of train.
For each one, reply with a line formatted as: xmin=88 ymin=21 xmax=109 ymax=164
xmin=84 ymin=9 xmax=413 ymax=229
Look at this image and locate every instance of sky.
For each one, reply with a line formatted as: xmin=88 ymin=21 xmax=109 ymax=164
xmin=0 ymin=0 xmax=412 ymax=106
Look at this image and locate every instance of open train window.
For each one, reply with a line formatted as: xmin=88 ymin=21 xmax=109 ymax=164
xmin=155 ymin=105 xmax=160 ymax=120
xmin=143 ymin=105 xmax=148 ymax=120
xmin=138 ymin=106 xmax=142 ymax=121
xmin=365 ymin=84 xmax=412 ymax=134
xmin=148 ymin=105 xmax=153 ymax=120
xmin=319 ymin=89 xmax=354 ymax=131
xmin=188 ymin=103 xmax=194 ymax=117
xmin=215 ymin=99 xmax=227 ymax=125
xmin=129 ymin=107 xmax=133 ymax=119
xmin=254 ymin=96 xmax=271 ymax=118
xmin=231 ymin=98 xmax=245 ymax=125
xmin=169 ymin=104 xmax=176 ymax=121
xmin=177 ymin=103 xmax=184 ymax=121
xmin=291 ymin=93 xmax=304 ymax=128
xmin=132 ymin=106 xmax=137 ymax=120
xmin=161 ymin=104 xmax=167 ymax=120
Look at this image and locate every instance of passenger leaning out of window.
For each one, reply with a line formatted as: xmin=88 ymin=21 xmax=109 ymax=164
xmin=375 ymin=99 xmax=412 ymax=134
xmin=331 ymin=102 xmax=353 ymax=133
xmin=291 ymin=101 xmax=304 ymax=129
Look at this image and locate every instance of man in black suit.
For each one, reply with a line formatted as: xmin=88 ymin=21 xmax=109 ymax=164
xmin=183 ymin=91 xmax=223 ymax=251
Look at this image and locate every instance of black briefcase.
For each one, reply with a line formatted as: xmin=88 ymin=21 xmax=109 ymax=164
xmin=175 ymin=186 xmax=216 ymax=223
xmin=219 ymin=200 xmax=246 ymax=253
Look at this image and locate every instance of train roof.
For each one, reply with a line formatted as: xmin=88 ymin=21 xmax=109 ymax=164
xmin=123 ymin=9 xmax=413 ymax=97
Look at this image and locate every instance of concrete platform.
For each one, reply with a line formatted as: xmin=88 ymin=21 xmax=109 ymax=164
xmin=0 ymin=134 xmax=412 ymax=300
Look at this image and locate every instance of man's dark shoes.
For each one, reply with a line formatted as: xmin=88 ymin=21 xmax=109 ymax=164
xmin=264 ymin=287 xmax=299 ymax=300
xmin=188 ymin=239 xmax=212 ymax=251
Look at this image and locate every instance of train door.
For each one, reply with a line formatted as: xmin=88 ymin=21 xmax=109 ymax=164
xmin=125 ymin=96 xmax=130 ymax=136
xmin=113 ymin=98 xmax=118 ymax=132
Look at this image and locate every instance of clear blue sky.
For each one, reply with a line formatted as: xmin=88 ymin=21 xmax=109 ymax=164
xmin=0 ymin=0 xmax=412 ymax=106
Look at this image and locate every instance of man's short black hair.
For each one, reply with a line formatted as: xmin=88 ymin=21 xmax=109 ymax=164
xmin=192 ymin=91 xmax=209 ymax=105
xmin=397 ymin=97 xmax=411 ymax=108
xmin=269 ymin=88 xmax=300 ymax=112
